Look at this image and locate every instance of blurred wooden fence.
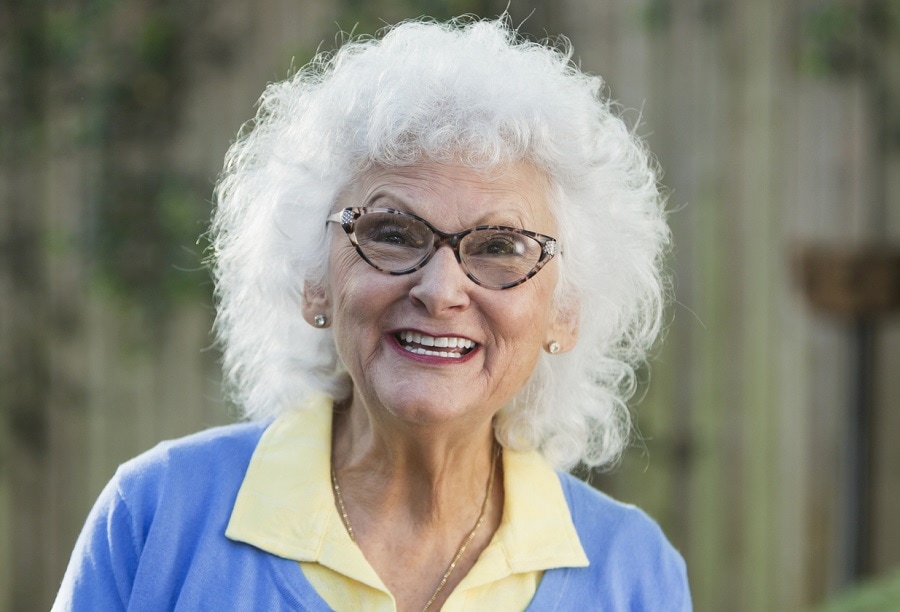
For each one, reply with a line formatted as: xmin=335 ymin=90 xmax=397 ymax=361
xmin=1 ymin=0 xmax=899 ymax=610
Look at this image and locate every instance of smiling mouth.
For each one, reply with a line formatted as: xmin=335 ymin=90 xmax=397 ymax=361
xmin=395 ymin=331 xmax=477 ymax=359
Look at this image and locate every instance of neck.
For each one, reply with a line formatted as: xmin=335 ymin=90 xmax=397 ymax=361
xmin=332 ymin=390 xmax=502 ymax=531
xmin=331 ymin=398 xmax=499 ymax=525
xmin=329 ymin=394 xmax=505 ymax=611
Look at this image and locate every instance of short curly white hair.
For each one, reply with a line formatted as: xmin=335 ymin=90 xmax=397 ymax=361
xmin=209 ymin=16 xmax=669 ymax=470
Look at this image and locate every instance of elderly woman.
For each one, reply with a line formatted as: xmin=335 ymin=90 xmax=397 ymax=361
xmin=56 ymin=16 xmax=690 ymax=611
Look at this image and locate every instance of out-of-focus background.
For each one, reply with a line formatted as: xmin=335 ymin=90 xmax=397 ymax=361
xmin=2 ymin=0 xmax=899 ymax=610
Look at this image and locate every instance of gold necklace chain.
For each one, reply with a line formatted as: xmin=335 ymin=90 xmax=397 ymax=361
xmin=330 ymin=444 xmax=500 ymax=612
xmin=331 ymin=466 xmax=356 ymax=543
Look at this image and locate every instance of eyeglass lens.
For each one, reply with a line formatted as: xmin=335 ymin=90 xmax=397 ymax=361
xmin=353 ymin=212 xmax=546 ymax=287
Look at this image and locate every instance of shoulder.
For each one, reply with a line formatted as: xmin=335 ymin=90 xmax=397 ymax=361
xmin=553 ymin=472 xmax=692 ymax=609
xmin=117 ymin=421 xmax=268 ymax=482
xmin=111 ymin=421 xmax=270 ymax=530
xmin=557 ymin=471 xmax=668 ymax=545
xmin=54 ymin=421 xmax=275 ymax=611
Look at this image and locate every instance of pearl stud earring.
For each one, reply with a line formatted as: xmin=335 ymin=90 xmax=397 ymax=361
xmin=548 ymin=340 xmax=561 ymax=354
xmin=313 ymin=314 xmax=328 ymax=328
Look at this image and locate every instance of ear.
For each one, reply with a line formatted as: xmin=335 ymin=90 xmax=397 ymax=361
xmin=301 ymin=280 xmax=332 ymax=328
xmin=545 ymin=299 xmax=579 ymax=354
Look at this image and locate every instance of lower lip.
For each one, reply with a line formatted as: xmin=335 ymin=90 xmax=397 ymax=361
xmin=386 ymin=334 xmax=478 ymax=364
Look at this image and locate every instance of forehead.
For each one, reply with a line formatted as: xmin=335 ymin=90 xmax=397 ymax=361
xmin=344 ymin=161 xmax=555 ymax=231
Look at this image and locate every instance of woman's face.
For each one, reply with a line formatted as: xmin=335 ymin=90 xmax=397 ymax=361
xmin=313 ymin=161 xmax=571 ymax=431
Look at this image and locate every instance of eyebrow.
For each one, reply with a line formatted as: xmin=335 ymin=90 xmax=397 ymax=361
xmin=363 ymin=189 xmax=533 ymax=231
xmin=365 ymin=192 xmax=409 ymax=210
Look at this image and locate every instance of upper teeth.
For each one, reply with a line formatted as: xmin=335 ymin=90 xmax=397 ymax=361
xmin=398 ymin=331 xmax=475 ymax=349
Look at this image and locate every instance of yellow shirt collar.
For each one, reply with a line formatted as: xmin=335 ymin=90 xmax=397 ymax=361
xmin=225 ymin=394 xmax=588 ymax=593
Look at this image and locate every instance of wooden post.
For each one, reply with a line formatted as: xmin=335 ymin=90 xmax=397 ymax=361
xmin=795 ymin=245 xmax=900 ymax=581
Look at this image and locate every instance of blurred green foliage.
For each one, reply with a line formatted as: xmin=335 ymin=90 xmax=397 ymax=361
xmin=801 ymin=0 xmax=900 ymax=76
xmin=816 ymin=568 xmax=900 ymax=612
xmin=640 ymin=0 xmax=672 ymax=30
xmin=30 ymin=0 xmax=218 ymax=314
xmin=801 ymin=1 xmax=864 ymax=76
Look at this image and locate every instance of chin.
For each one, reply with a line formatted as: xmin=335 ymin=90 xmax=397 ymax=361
xmin=385 ymin=399 xmax=469 ymax=426
xmin=372 ymin=388 xmax=483 ymax=429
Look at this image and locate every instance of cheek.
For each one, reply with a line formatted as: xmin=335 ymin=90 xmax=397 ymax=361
xmin=501 ymin=286 xmax=555 ymax=338
xmin=329 ymin=243 xmax=364 ymax=280
xmin=329 ymin=246 xmax=380 ymax=311
xmin=329 ymin=267 xmax=399 ymax=348
xmin=485 ymin=302 xmax=552 ymax=380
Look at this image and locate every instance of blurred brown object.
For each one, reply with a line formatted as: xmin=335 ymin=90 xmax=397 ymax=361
xmin=795 ymin=246 xmax=900 ymax=318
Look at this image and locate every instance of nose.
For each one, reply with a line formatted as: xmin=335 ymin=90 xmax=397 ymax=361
xmin=408 ymin=245 xmax=472 ymax=315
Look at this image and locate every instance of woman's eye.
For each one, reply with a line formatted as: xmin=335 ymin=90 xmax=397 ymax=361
xmin=478 ymin=235 xmax=524 ymax=256
xmin=374 ymin=227 xmax=407 ymax=243
xmin=368 ymin=224 xmax=425 ymax=248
